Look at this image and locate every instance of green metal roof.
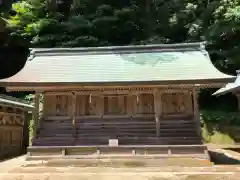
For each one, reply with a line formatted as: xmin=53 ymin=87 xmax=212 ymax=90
xmin=0 ymin=42 xmax=235 ymax=86
xmin=0 ymin=94 xmax=34 ymax=109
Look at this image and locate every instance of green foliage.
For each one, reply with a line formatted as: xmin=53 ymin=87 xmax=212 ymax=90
xmin=0 ymin=0 xmax=13 ymax=13
xmin=2 ymin=0 xmax=240 ymax=74
xmin=201 ymin=110 xmax=240 ymax=126
xmin=24 ymin=94 xmax=43 ymax=103
xmin=2 ymin=0 xmax=239 ymax=145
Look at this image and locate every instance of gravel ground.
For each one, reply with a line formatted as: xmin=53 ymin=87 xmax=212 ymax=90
xmin=0 ymin=147 xmax=239 ymax=180
xmin=0 ymin=172 xmax=239 ymax=180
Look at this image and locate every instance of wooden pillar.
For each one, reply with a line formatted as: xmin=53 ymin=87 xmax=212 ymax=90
xmin=37 ymin=93 xmax=43 ymax=128
xmin=154 ymin=89 xmax=161 ymax=137
xmin=100 ymin=96 xmax=104 ymax=116
xmin=20 ymin=111 xmax=25 ymax=152
xmin=72 ymin=92 xmax=77 ymax=138
xmin=192 ymin=87 xmax=201 ymax=136
xmin=41 ymin=93 xmax=44 ymax=121
xmin=33 ymin=92 xmax=40 ymax=138
xmin=127 ymin=94 xmax=134 ymax=117
xmin=131 ymin=93 xmax=138 ymax=116
xmin=135 ymin=93 xmax=141 ymax=115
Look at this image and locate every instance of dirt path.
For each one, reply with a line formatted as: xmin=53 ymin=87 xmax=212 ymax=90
xmin=0 ymin=156 xmax=27 ymax=173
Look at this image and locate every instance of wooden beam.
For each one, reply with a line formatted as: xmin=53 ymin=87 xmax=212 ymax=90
xmin=161 ymin=89 xmax=191 ymax=94
xmin=75 ymin=114 xmax=154 ymax=119
xmin=75 ymin=90 xmax=154 ymax=95
xmin=44 ymin=92 xmax=73 ymax=96
xmin=5 ymin=83 xmax=227 ymax=92
xmin=44 ymin=116 xmax=71 ymax=121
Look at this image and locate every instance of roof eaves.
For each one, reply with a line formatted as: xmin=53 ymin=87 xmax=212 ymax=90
xmin=2 ymin=77 xmax=235 ymax=87
xmin=213 ymin=84 xmax=240 ymax=96
xmin=213 ymin=70 xmax=240 ymax=96
xmin=200 ymin=49 xmax=236 ymax=81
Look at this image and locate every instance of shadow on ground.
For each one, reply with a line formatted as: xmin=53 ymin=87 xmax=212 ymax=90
xmin=209 ymin=150 xmax=240 ymax=165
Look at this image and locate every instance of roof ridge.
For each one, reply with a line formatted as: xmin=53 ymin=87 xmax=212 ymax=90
xmin=28 ymin=42 xmax=206 ymax=60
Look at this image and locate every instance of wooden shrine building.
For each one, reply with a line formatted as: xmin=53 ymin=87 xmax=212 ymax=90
xmin=0 ymin=42 xmax=235 ymax=160
xmin=0 ymin=94 xmax=34 ymax=159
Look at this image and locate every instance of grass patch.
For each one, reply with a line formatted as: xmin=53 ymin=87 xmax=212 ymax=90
xmin=201 ymin=110 xmax=240 ymax=144
xmin=201 ymin=125 xmax=235 ymax=144
xmin=208 ymin=132 xmax=234 ymax=144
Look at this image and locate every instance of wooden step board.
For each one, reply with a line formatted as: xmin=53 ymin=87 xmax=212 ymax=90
xmin=33 ymin=118 xmax=202 ymax=146
xmin=75 ymin=118 xmax=156 ymax=137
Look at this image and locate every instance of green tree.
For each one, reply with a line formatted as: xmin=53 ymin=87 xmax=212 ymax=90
xmin=5 ymin=0 xmax=240 ymax=73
